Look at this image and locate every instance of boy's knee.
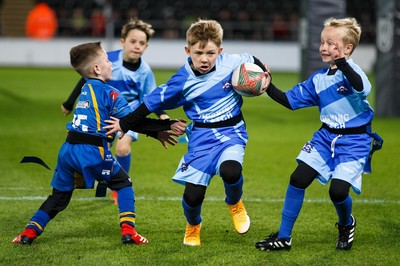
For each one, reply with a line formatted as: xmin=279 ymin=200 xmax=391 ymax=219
xmin=289 ymin=162 xmax=317 ymax=189
xmin=183 ymin=183 xmax=206 ymax=207
xmin=39 ymin=188 xmax=73 ymax=218
xmin=116 ymin=145 xmax=131 ymax=157
xmin=220 ymin=160 xmax=242 ymax=184
xmin=329 ymin=179 xmax=351 ymax=203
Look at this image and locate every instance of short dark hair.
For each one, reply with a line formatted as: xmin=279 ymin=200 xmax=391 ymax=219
xmin=70 ymin=41 xmax=102 ymax=76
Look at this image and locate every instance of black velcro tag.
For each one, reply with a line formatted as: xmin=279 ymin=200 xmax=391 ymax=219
xmin=20 ymin=156 xmax=51 ymax=170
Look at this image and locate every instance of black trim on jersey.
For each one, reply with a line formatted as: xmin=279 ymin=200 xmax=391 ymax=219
xmin=120 ymin=103 xmax=151 ymax=132
xmin=192 ymin=65 xmax=216 ymax=76
xmin=119 ymin=103 xmax=172 ymax=137
xmin=335 ymin=57 xmax=363 ymax=92
xmin=122 ymin=58 xmax=141 ymax=71
xmin=266 ymin=83 xmax=293 ymax=110
xmin=253 ymin=56 xmax=267 ymax=72
xmin=63 ymin=78 xmax=85 ymax=111
xmin=253 ymin=56 xmax=273 ymax=87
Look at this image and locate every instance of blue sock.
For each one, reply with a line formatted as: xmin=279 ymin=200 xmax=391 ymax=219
xmin=224 ymin=175 xmax=243 ymax=205
xmin=116 ymin=186 xmax=136 ymax=227
xmin=117 ymin=154 xmax=131 ymax=174
xmin=26 ymin=210 xmax=50 ymax=236
xmin=278 ymin=184 xmax=305 ymax=240
xmin=333 ymin=195 xmax=353 ymax=226
xmin=182 ymin=197 xmax=202 ymax=225
xmin=117 ymin=186 xmax=135 ymax=213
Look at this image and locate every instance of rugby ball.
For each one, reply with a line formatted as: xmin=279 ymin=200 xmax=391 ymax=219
xmin=231 ymin=63 xmax=267 ymax=97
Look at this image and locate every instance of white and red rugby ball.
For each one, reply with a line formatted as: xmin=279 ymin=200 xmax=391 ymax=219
xmin=231 ymin=63 xmax=267 ymax=97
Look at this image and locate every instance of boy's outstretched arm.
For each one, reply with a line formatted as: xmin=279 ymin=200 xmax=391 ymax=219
xmin=104 ymin=116 xmax=186 ymax=137
xmin=265 ymin=83 xmax=293 ymax=110
xmin=104 ymin=116 xmax=186 ymax=149
xmin=104 ymin=102 xmax=187 ymax=138
xmin=104 ymin=103 xmax=152 ymax=137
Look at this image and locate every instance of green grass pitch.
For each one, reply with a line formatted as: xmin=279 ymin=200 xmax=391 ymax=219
xmin=0 ymin=67 xmax=399 ymax=265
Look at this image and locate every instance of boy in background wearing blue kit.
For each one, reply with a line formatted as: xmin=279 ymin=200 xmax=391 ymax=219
xmin=255 ymin=17 xmax=382 ymax=251
xmin=61 ymin=19 xmax=169 ymax=202
xmin=13 ymin=42 xmax=185 ymax=246
xmin=104 ymin=19 xmax=271 ymax=246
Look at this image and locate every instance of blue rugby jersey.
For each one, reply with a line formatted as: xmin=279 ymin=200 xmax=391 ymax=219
xmin=66 ymin=79 xmax=132 ymax=141
xmin=142 ymin=52 xmax=254 ymax=151
xmin=107 ymin=50 xmax=156 ymax=110
xmin=144 ymin=53 xmax=253 ymax=122
xmin=286 ymin=59 xmax=374 ymax=129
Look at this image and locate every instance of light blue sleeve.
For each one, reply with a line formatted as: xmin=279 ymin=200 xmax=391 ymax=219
xmin=143 ymin=67 xmax=188 ymax=112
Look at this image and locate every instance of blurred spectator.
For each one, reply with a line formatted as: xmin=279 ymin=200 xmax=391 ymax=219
xmin=288 ymin=12 xmax=300 ymax=41
xmin=271 ymin=13 xmax=290 ymax=40
xmin=15 ymin=0 xmax=374 ymax=43
xmin=25 ymin=0 xmax=58 ymax=39
xmin=233 ymin=10 xmax=253 ymax=40
xmin=70 ymin=7 xmax=88 ymax=36
xmin=90 ymin=7 xmax=105 ymax=36
xmin=0 ymin=0 xmax=3 ymax=36
xmin=160 ymin=7 xmax=179 ymax=39
xmin=125 ymin=7 xmax=139 ymax=20
xmin=217 ymin=8 xmax=234 ymax=39
xmin=359 ymin=13 xmax=375 ymax=43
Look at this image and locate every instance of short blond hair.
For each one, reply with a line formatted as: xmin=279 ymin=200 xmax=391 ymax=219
xmin=323 ymin=17 xmax=361 ymax=54
xmin=186 ymin=19 xmax=223 ymax=48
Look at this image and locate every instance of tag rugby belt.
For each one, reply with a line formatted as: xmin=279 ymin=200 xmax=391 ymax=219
xmin=194 ymin=113 xmax=243 ymax=128
xmin=320 ymin=123 xmax=369 ymax=134
xmin=66 ymin=131 xmax=112 ymax=146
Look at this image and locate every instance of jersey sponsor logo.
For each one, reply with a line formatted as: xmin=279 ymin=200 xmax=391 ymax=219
xmin=301 ymin=141 xmax=313 ymax=153
xmin=101 ymin=169 xmax=111 ymax=176
xmin=320 ymin=114 xmax=350 ymax=129
xmin=76 ymin=100 xmax=90 ymax=108
xmin=105 ymin=154 xmax=113 ymax=162
xmin=110 ymin=90 xmax=119 ymax=101
xmin=199 ymin=102 xmax=235 ymax=123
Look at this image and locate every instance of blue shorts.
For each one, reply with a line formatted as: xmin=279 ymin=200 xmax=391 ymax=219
xmin=51 ymin=142 xmax=121 ymax=191
xmin=297 ymin=128 xmax=372 ymax=194
xmin=172 ymin=144 xmax=245 ymax=186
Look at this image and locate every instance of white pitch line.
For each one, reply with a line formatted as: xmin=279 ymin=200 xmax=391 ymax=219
xmin=0 ymin=195 xmax=399 ymax=204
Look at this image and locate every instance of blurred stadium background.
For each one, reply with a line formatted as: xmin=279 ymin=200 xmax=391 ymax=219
xmin=0 ymin=0 xmax=375 ymax=41
xmin=0 ymin=0 xmax=398 ymax=116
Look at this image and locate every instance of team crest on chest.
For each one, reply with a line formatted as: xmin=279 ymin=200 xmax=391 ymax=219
xmin=336 ymin=85 xmax=349 ymax=95
xmin=222 ymin=80 xmax=232 ymax=91
xmin=180 ymin=163 xmax=188 ymax=172
xmin=302 ymin=142 xmax=313 ymax=153
xmin=76 ymin=100 xmax=90 ymax=108
xmin=110 ymin=90 xmax=119 ymax=101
